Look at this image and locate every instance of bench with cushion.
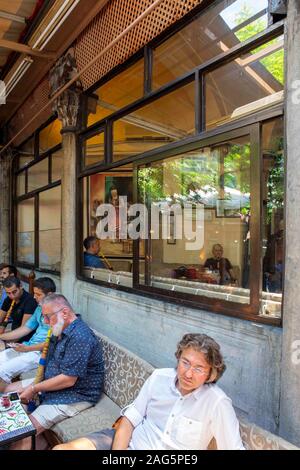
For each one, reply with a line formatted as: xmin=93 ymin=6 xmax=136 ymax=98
xmin=46 ymin=332 xmax=297 ymax=450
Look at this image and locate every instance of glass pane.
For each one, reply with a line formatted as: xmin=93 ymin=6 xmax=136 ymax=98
xmin=39 ymin=119 xmax=62 ymax=154
xmin=113 ymin=82 xmax=195 ymax=161
xmin=84 ymin=133 xmax=104 ymax=167
xmin=18 ymin=137 xmax=34 ymax=169
xmin=16 ymin=172 xmax=26 ymax=197
xmin=17 ymin=199 xmax=35 ymax=264
xmin=82 ymin=164 xmax=135 ymax=288
xmin=137 ymin=136 xmax=251 ymax=304
xmin=28 ymin=158 xmax=49 ymax=192
xmin=153 ymin=0 xmax=268 ymax=88
xmin=261 ymin=117 xmax=284 ymax=318
xmin=52 ymin=149 xmax=63 ymax=182
xmin=206 ymin=36 xmax=284 ymax=129
xmin=39 ymin=186 xmax=61 ymax=271
xmin=87 ymin=59 xmax=144 ymax=127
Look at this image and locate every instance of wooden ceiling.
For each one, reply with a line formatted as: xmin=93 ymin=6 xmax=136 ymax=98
xmin=0 ymin=0 xmax=109 ymax=129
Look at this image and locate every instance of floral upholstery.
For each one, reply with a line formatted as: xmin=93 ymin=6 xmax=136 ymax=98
xmin=50 ymin=332 xmax=298 ymax=450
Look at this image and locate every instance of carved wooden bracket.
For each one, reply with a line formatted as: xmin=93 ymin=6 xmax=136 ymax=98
xmin=268 ymin=0 xmax=287 ymax=24
xmin=49 ymin=48 xmax=83 ymax=130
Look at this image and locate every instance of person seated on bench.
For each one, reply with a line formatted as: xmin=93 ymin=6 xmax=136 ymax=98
xmin=53 ymin=333 xmax=244 ymax=451
xmin=9 ymin=294 xmax=105 ymax=450
xmin=204 ymin=244 xmax=236 ymax=285
xmin=83 ymin=236 xmax=106 ymax=269
xmin=0 ymin=277 xmax=56 ymax=392
xmin=0 ymin=264 xmax=18 ymax=308
xmin=0 ymin=277 xmax=37 ymax=340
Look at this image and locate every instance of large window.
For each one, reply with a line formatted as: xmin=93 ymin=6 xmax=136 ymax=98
xmin=14 ymin=118 xmax=62 ymax=272
xmin=78 ymin=0 xmax=285 ymax=324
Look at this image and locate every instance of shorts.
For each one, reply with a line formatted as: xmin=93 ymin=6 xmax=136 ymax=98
xmin=31 ymin=401 xmax=92 ymax=429
xmin=87 ymin=428 xmax=116 ymax=450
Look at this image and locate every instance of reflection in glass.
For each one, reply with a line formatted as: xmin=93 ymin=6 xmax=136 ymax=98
xmin=262 ymin=117 xmax=284 ymax=304
xmin=206 ymin=36 xmax=284 ymax=129
xmin=17 ymin=199 xmax=35 ymax=264
xmin=52 ymin=150 xmax=63 ymax=182
xmin=39 ymin=187 xmax=61 ymax=271
xmin=19 ymin=137 xmax=34 ymax=169
xmin=138 ymin=136 xmax=251 ymax=303
xmin=39 ymin=119 xmax=62 ymax=154
xmin=28 ymin=158 xmax=49 ymax=192
xmin=16 ymin=172 xmax=26 ymax=197
xmin=87 ymin=59 xmax=144 ymax=127
xmin=153 ymin=0 xmax=268 ymax=88
xmin=82 ymin=164 xmax=135 ymax=285
xmin=113 ymin=83 xmax=195 ymax=161
xmin=84 ymin=133 xmax=104 ymax=167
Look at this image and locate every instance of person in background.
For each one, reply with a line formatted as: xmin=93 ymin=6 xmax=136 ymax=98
xmin=0 ymin=277 xmax=56 ymax=392
xmin=53 ymin=333 xmax=244 ymax=451
xmin=0 ymin=277 xmax=37 ymax=340
xmin=83 ymin=236 xmax=106 ymax=269
xmin=204 ymin=244 xmax=236 ymax=285
xmin=0 ymin=264 xmax=18 ymax=308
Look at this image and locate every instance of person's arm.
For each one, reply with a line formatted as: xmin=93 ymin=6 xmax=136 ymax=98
xmin=19 ymin=374 xmax=77 ymax=403
xmin=0 ymin=325 xmax=32 ymax=342
xmin=112 ymin=417 xmax=135 ymax=450
xmin=13 ymin=341 xmax=45 ymax=353
xmin=0 ymin=309 xmax=6 ymax=325
xmin=21 ymin=313 xmax=33 ymax=327
xmin=210 ymin=397 xmax=245 ymax=450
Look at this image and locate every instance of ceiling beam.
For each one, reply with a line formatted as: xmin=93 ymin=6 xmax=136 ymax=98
xmin=0 ymin=10 xmax=26 ymax=24
xmin=0 ymin=39 xmax=55 ymax=59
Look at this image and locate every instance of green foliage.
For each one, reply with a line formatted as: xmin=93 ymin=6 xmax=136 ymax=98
xmin=234 ymin=4 xmax=284 ymax=85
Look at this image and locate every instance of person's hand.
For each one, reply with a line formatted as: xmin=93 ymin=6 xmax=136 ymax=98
xmin=20 ymin=385 xmax=35 ymax=404
xmin=0 ymin=327 xmax=5 ymax=335
xmin=13 ymin=344 xmax=29 ymax=353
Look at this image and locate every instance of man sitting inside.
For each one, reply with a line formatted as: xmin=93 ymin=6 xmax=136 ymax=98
xmin=83 ymin=236 xmax=106 ymax=269
xmin=0 ymin=277 xmax=37 ymax=340
xmin=204 ymin=243 xmax=236 ymax=285
xmin=9 ymin=294 xmax=104 ymax=450
xmin=54 ymin=333 xmax=244 ymax=451
xmin=0 ymin=277 xmax=56 ymax=392
xmin=0 ymin=264 xmax=18 ymax=308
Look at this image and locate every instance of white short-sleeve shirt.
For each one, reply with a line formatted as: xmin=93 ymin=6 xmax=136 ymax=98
xmin=122 ymin=368 xmax=244 ymax=450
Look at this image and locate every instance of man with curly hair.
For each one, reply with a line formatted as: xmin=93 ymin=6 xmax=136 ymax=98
xmin=54 ymin=333 xmax=244 ymax=450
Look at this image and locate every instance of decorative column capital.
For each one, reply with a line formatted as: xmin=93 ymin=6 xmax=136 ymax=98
xmin=49 ymin=48 xmax=83 ymax=132
xmin=268 ymin=0 xmax=287 ymax=24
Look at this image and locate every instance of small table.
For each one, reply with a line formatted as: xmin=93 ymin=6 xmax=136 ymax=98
xmin=0 ymin=400 xmax=36 ymax=449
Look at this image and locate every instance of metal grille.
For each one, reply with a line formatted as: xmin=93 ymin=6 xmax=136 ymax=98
xmin=10 ymin=0 xmax=204 ymax=144
xmin=75 ymin=0 xmax=204 ymax=90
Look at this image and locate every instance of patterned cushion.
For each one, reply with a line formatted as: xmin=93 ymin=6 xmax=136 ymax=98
xmin=239 ymin=419 xmax=298 ymax=450
xmin=95 ymin=332 xmax=154 ymax=408
xmin=51 ymin=394 xmax=121 ymax=443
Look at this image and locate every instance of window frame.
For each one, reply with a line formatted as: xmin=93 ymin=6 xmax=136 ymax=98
xmin=77 ymin=16 xmax=285 ymax=326
xmin=13 ymin=116 xmax=62 ymax=274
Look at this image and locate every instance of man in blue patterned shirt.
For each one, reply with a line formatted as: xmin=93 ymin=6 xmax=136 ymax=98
xmin=10 ymin=294 xmax=104 ymax=450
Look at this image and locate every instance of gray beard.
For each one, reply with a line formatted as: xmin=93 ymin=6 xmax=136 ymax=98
xmin=52 ymin=320 xmax=64 ymax=337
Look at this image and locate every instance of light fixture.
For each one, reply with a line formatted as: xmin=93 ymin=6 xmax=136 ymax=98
xmin=32 ymin=0 xmax=81 ymax=51
xmin=1 ymin=56 xmax=34 ymax=100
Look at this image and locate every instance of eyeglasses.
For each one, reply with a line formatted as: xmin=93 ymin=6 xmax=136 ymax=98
xmin=179 ymin=358 xmax=210 ymax=376
xmin=43 ymin=307 xmax=64 ymax=320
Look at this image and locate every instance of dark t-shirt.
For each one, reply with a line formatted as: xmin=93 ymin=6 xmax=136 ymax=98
xmin=204 ymin=257 xmax=233 ymax=284
xmin=1 ymin=290 xmax=37 ymax=342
